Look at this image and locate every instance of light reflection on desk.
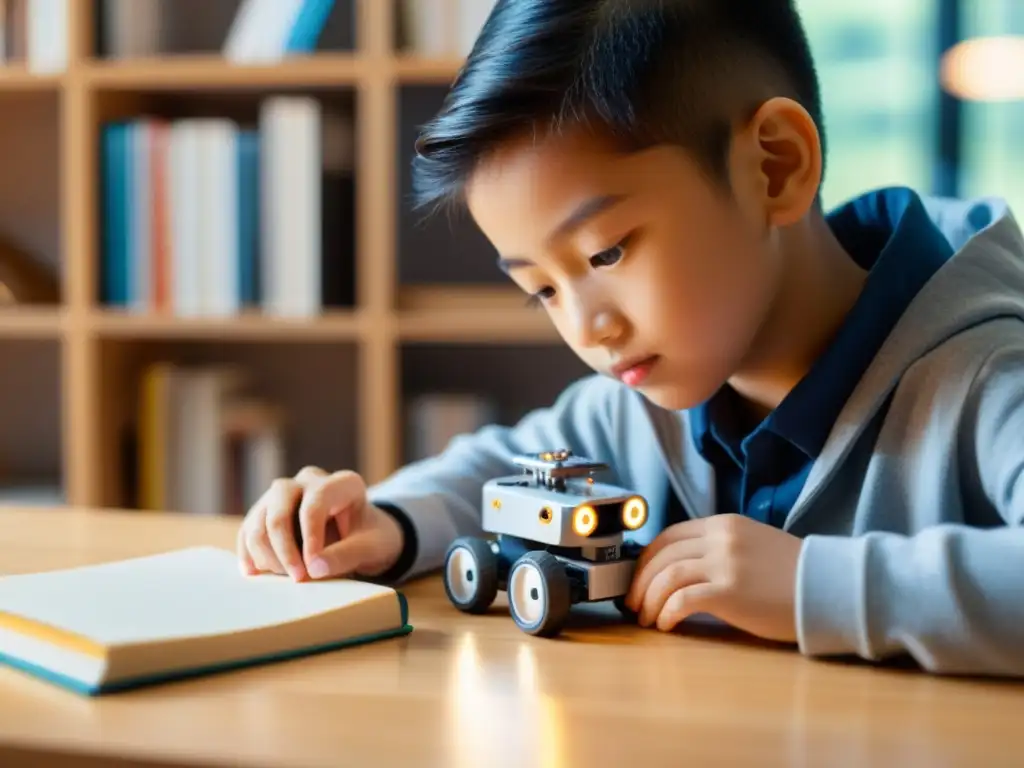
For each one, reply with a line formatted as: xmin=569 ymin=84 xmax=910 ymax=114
xmin=447 ymin=631 xmax=566 ymax=768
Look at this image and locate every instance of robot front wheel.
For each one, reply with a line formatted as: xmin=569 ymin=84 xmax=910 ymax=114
xmin=443 ymin=536 xmax=500 ymax=614
xmin=507 ymin=551 xmax=572 ymax=638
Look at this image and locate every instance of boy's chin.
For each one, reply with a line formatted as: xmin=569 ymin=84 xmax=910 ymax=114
xmin=629 ymin=382 xmax=714 ymax=412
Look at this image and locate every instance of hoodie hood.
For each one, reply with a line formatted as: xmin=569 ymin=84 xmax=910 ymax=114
xmin=788 ymin=189 xmax=1024 ymax=518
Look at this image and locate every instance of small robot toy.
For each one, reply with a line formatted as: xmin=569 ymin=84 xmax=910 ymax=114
xmin=442 ymin=449 xmax=648 ymax=637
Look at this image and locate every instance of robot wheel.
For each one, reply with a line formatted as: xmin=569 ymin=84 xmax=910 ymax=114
xmin=507 ymin=551 xmax=572 ymax=638
xmin=443 ymin=536 xmax=500 ymax=614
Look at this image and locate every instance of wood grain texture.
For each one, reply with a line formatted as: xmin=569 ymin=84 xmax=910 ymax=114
xmin=0 ymin=507 xmax=1020 ymax=768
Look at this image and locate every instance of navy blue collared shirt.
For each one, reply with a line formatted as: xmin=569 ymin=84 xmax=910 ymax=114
xmin=688 ymin=187 xmax=956 ymax=527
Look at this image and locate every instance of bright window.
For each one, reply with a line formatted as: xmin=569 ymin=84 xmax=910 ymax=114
xmin=958 ymin=0 xmax=1024 ymax=219
xmin=796 ymin=0 xmax=940 ymax=209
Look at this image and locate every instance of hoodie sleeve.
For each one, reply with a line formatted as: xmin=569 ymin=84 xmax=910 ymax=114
xmin=365 ymin=374 xmax=622 ymax=581
xmin=794 ymin=343 xmax=1024 ymax=677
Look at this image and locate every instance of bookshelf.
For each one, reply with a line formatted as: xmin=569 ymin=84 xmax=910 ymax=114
xmin=0 ymin=0 xmax=590 ymax=513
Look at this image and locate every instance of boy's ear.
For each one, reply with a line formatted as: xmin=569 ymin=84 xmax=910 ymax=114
xmin=739 ymin=96 xmax=822 ymax=227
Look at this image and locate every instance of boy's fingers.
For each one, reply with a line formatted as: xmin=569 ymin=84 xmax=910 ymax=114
xmin=294 ymin=465 xmax=328 ymax=484
xmin=633 ymin=519 xmax=706 ymax=574
xmin=264 ymin=478 xmax=306 ymax=579
xmin=626 ymin=536 xmax=705 ymax=610
xmin=299 ymin=471 xmax=366 ymax=561
xmin=245 ymin=519 xmax=279 ymax=574
xmin=236 ymin=520 xmax=257 ymax=575
xmin=655 ymin=583 xmax=721 ymax=632
xmin=638 ymin=557 xmax=708 ymax=628
xmin=307 ymin=530 xmax=377 ymax=580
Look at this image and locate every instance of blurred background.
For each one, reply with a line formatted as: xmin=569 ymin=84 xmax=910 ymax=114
xmin=0 ymin=0 xmax=1020 ymax=516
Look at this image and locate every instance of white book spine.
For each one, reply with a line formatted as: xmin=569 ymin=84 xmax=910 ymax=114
xmin=224 ymin=0 xmax=306 ymax=63
xmin=260 ymin=96 xmax=322 ymax=318
xmin=169 ymin=121 xmax=202 ymax=317
xmin=197 ymin=120 xmax=240 ymax=317
xmin=26 ymin=0 xmax=67 ymax=73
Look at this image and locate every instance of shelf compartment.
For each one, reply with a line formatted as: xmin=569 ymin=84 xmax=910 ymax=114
xmin=399 ymin=342 xmax=591 ymax=464
xmin=98 ymin=338 xmax=362 ymax=512
xmin=396 ymin=84 xmax=502 ymax=287
xmin=0 ymin=339 xmax=63 ymax=501
xmin=93 ymin=87 xmax=359 ymax=319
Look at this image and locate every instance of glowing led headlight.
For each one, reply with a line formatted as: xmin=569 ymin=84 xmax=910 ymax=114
xmin=573 ymin=505 xmax=597 ymax=536
xmin=622 ymin=496 xmax=647 ymax=529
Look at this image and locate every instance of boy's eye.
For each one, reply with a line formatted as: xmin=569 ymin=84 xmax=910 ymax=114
xmin=525 ymin=285 xmax=555 ymax=308
xmin=589 ymin=244 xmax=624 ymax=268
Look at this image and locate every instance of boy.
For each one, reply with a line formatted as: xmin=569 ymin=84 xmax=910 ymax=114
xmin=237 ymin=0 xmax=1024 ymax=677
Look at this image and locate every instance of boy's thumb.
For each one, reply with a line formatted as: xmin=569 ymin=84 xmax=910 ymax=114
xmin=306 ymin=531 xmax=376 ymax=580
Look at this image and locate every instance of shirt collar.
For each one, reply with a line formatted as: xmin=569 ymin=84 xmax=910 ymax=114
xmin=691 ymin=186 xmax=955 ymax=461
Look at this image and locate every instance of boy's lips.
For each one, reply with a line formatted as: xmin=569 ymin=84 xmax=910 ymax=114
xmin=610 ymin=355 xmax=661 ymax=386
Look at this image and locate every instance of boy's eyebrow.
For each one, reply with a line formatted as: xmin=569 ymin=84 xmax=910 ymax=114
xmin=496 ymin=194 xmax=625 ymax=272
xmin=547 ymin=194 xmax=624 ymax=243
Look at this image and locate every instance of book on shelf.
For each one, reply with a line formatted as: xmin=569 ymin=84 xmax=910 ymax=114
xmin=0 ymin=483 xmax=62 ymax=507
xmin=224 ymin=0 xmax=336 ymax=63
xmin=138 ymin=362 xmax=286 ymax=517
xmin=0 ymin=0 xmax=67 ymax=73
xmin=406 ymin=392 xmax=497 ymax=462
xmin=99 ymin=96 xmax=356 ymax=319
xmin=98 ymin=0 xmax=342 ymax=61
xmin=399 ymin=0 xmax=498 ymax=57
xmin=0 ymin=546 xmax=412 ymax=695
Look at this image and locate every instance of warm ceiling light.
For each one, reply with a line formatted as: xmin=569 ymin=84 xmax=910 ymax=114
xmin=941 ymin=36 xmax=1024 ymax=101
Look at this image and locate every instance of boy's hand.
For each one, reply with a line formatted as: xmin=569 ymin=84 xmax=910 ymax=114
xmin=236 ymin=466 xmax=404 ymax=582
xmin=624 ymin=514 xmax=802 ymax=643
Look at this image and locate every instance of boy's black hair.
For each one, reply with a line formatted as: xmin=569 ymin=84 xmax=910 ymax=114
xmin=411 ymin=0 xmax=825 ymax=213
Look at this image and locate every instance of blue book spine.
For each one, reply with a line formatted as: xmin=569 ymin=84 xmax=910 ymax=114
xmin=284 ymin=0 xmax=336 ymax=52
xmin=124 ymin=122 xmax=137 ymax=308
xmin=101 ymin=122 xmax=130 ymax=307
xmin=237 ymin=129 xmax=260 ymax=306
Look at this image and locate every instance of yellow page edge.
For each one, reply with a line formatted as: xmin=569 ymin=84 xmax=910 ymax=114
xmin=0 ymin=612 xmax=107 ymax=659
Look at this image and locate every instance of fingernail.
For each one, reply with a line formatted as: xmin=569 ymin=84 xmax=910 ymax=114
xmin=308 ymin=558 xmax=330 ymax=579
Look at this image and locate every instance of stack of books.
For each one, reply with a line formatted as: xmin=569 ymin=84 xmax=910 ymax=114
xmin=99 ymin=98 xmax=356 ymax=318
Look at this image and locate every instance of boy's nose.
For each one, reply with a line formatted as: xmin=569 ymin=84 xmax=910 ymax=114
xmin=577 ymin=307 xmax=627 ymax=348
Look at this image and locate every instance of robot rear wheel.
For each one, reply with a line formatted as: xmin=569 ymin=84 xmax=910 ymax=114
xmin=443 ymin=536 xmax=499 ymax=614
xmin=612 ymin=595 xmax=638 ymax=622
xmin=507 ymin=551 xmax=571 ymax=637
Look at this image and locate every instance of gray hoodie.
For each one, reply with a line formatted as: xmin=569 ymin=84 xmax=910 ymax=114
xmin=369 ymin=191 xmax=1024 ymax=677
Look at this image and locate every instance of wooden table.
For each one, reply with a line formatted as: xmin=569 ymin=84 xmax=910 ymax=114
xmin=0 ymin=506 xmax=1021 ymax=768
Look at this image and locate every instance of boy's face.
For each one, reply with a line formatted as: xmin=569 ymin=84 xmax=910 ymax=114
xmin=464 ymin=103 xmax=815 ymax=411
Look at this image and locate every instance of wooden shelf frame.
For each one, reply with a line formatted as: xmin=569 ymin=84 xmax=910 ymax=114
xmin=0 ymin=0 xmax=562 ymax=509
